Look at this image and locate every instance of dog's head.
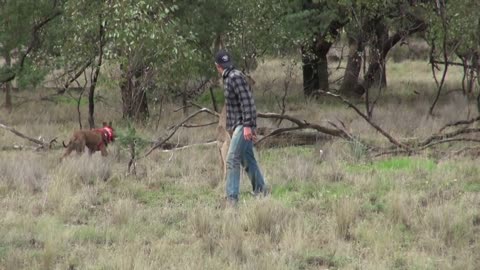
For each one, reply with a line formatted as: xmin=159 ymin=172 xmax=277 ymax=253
xmin=102 ymin=121 xmax=116 ymax=142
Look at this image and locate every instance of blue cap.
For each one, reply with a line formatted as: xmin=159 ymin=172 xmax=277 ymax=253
xmin=215 ymin=50 xmax=233 ymax=69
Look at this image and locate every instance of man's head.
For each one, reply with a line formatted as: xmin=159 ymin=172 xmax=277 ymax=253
xmin=215 ymin=50 xmax=233 ymax=73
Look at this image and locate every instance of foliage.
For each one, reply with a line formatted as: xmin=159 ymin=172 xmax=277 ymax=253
xmin=115 ymin=123 xmax=150 ymax=152
xmin=0 ymin=0 xmax=60 ymax=84
xmin=426 ymin=0 xmax=480 ymax=57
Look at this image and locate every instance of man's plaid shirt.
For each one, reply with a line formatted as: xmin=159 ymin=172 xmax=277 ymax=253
xmin=222 ymin=67 xmax=257 ymax=131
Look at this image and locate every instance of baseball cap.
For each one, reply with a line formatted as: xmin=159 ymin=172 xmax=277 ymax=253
xmin=215 ymin=50 xmax=233 ymax=69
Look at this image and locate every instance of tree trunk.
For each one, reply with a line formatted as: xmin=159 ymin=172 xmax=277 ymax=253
xmin=302 ymin=46 xmax=320 ymax=97
xmin=340 ymin=36 xmax=364 ymax=96
xmin=317 ymin=45 xmax=330 ymax=92
xmin=4 ymin=52 xmax=12 ymax=112
xmin=88 ymin=82 xmax=96 ymax=129
xmin=467 ymin=53 xmax=479 ymax=94
xmin=361 ymin=19 xmax=426 ymax=94
xmin=369 ymin=21 xmax=388 ymax=89
xmin=302 ymin=42 xmax=331 ymax=97
xmin=120 ymin=65 xmax=149 ymax=121
xmin=88 ymin=20 xmax=105 ymax=128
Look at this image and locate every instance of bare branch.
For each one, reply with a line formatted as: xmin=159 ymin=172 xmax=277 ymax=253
xmin=172 ymin=121 xmax=218 ymax=129
xmin=0 ymin=122 xmax=49 ymax=147
xmin=1 ymin=10 xmax=62 ymax=84
xmin=142 ymin=108 xmax=215 ymax=158
xmin=57 ymin=60 xmax=93 ymax=94
xmin=438 ymin=116 xmax=480 ymax=133
xmin=255 ymin=126 xmax=304 ymax=146
xmin=417 ymin=127 xmax=480 ymax=147
xmin=257 ymin=112 xmax=348 ymax=138
xmin=317 ymin=91 xmax=412 ymax=151
xmin=157 ymin=141 xmax=217 ymax=152
xmin=419 ymin=138 xmax=480 ymax=150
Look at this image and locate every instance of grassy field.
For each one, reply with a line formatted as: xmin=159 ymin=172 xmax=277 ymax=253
xmin=1 ymin=58 xmax=480 ymax=270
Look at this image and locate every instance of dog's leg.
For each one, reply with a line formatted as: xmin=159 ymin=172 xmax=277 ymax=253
xmin=74 ymin=138 xmax=86 ymax=155
xmin=100 ymin=146 xmax=108 ymax=157
xmin=60 ymin=143 xmax=75 ymax=161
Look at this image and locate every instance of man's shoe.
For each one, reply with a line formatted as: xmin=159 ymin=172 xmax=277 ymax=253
xmin=252 ymin=185 xmax=270 ymax=198
xmin=226 ymin=197 xmax=238 ymax=208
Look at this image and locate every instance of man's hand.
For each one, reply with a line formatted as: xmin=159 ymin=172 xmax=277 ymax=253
xmin=243 ymin=126 xmax=253 ymax=141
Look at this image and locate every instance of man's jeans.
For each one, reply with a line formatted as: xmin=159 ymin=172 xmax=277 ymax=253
xmin=226 ymin=125 xmax=265 ymax=201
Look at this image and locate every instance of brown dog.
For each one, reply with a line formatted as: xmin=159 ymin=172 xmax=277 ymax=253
xmin=61 ymin=122 xmax=116 ymax=160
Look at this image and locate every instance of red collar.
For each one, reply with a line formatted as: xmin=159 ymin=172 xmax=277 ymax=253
xmin=94 ymin=127 xmax=114 ymax=147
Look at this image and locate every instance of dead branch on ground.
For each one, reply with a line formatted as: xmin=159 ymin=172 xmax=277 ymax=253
xmin=0 ymin=122 xmax=56 ymax=149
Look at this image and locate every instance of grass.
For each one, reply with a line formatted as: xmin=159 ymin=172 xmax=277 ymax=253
xmin=1 ymin=59 xmax=480 ymax=269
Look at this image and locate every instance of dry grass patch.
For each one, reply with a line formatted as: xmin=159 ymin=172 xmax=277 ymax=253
xmin=0 ymin=153 xmax=49 ymax=194
xmin=58 ymin=155 xmax=113 ymax=185
xmin=334 ymin=197 xmax=360 ymax=240
xmin=245 ymin=200 xmax=294 ymax=243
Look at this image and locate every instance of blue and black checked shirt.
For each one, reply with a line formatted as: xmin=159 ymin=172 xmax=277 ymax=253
xmin=222 ymin=67 xmax=257 ymax=131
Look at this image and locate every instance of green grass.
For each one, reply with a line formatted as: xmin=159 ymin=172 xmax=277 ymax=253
xmin=299 ymin=250 xmax=351 ymax=269
xmin=272 ymin=181 xmax=354 ymax=207
xmin=463 ymin=181 xmax=480 ymax=192
xmin=348 ymin=157 xmax=436 ymax=173
xmin=72 ymin=226 xmax=109 ymax=245
xmin=133 ymin=183 xmax=216 ymax=206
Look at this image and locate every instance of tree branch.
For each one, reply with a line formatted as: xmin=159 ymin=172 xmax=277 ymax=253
xmin=142 ymin=108 xmax=215 ymax=158
xmin=0 ymin=122 xmax=49 ymax=148
xmin=1 ymin=10 xmax=62 ymax=84
xmin=317 ymin=91 xmax=412 ymax=151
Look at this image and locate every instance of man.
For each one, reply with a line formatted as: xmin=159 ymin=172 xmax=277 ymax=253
xmin=215 ymin=49 xmax=266 ymax=205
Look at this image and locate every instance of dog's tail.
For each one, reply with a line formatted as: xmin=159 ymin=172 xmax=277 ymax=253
xmin=62 ymin=141 xmax=69 ymax=148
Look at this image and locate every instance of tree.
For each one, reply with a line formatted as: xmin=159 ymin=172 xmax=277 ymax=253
xmin=339 ymin=0 xmax=427 ymax=97
xmin=53 ymin=0 xmax=187 ymax=122
xmin=0 ymin=0 xmax=61 ymax=111
xmin=426 ymin=0 xmax=480 ymax=114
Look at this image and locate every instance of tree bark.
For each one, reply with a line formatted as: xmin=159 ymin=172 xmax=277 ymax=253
xmin=369 ymin=21 xmax=388 ymax=89
xmin=302 ymin=35 xmax=334 ymax=97
xmin=120 ymin=65 xmax=149 ymax=121
xmin=88 ymin=18 xmax=106 ymax=128
xmin=302 ymin=46 xmax=320 ymax=97
xmin=340 ymin=35 xmax=364 ymax=96
xmin=3 ymin=52 xmax=13 ymax=112
xmin=317 ymin=44 xmax=330 ymax=92
xmin=361 ymin=18 xmax=426 ymax=94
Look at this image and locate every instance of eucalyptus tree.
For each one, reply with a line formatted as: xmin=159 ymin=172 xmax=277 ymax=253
xmin=53 ymin=0 xmax=189 ymax=122
xmin=0 ymin=0 xmax=61 ymax=111
xmin=424 ymin=0 xmax=480 ymax=114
